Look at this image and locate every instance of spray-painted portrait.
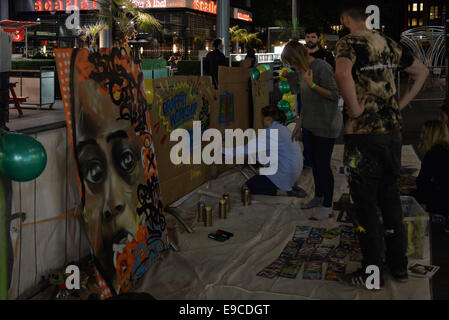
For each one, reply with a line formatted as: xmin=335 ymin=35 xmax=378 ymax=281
xmin=56 ymin=47 xmax=167 ymax=294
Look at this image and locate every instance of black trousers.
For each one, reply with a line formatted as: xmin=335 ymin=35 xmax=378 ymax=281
xmin=308 ymin=131 xmax=335 ymax=207
xmin=344 ymin=131 xmax=408 ymax=273
xmin=245 ymin=175 xmax=278 ymax=196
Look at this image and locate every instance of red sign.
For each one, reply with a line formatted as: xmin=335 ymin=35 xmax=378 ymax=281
xmin=237 ymin=12 xmax=252 ymax=22
xmin=3 ymin=28 xmax=26 ymax=42
xmin=193 ymin=0 xmax=216 ymax=14
xmin=33 ymin=0 xmax=98 ymax=12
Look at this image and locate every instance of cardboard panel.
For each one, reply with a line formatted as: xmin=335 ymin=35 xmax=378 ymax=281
xmin=252 ymin=70 xmax=270 ymax=131
xmin=212 ymin=66 xmax=251 ymax=132
xmin=55 ymin=47 xmax=167 ymax=296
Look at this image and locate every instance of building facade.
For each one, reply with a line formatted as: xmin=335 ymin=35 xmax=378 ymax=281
xmin=6 ymin=0 xmax=253 ymax=59
xmin=405 ymin=0 xmax=447 ymax=28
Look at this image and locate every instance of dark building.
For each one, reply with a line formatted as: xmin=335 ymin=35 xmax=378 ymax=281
xmin=405 ymin=0 xmax=447 ymax=28
xmin=5 ymin=0 xmax=253 ymax=59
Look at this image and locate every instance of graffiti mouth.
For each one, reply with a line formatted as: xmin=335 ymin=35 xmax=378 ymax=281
xmin=112 ymin=230 xmax=135 ymax=269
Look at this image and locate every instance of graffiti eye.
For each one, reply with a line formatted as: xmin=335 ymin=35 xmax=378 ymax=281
xmin=85 ymin=160 xmax=104 ymax=184
xmin=120 ymin=148 xmax=136 ymax=173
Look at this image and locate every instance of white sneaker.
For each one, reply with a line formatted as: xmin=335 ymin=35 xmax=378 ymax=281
xmin=301 ymin=197 xmax=323 ymax=210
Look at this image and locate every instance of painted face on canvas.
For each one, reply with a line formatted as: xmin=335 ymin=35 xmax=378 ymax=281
xmin=71 ymin=51 xmax=145 ymax=281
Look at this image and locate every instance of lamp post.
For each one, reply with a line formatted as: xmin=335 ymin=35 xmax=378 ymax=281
xmin=217 ymin=0 xmax=230 ymax=56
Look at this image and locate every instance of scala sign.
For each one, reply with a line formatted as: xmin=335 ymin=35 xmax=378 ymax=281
xmin=33 ymin=0 xmax=98 ymax=11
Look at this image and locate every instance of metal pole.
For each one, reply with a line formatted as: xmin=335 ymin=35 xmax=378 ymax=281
xmin=99 ymin=1 xmax=113 ymax=48
xmin=217 ymin=0 xmax=230 ymax=56
xmin=25 ymin=29 xmax=28 ymax=59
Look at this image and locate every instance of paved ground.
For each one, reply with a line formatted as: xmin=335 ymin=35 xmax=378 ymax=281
xmin=7 ymin=79 xmax=449 ymax=299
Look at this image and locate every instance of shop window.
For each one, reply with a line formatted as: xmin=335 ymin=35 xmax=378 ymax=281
xmin=413 ymin=3 xmax=418 ymax=11
xmin=412 ymin=18 xmax=417 ymax=26
xmin=408 ymin=4 xmax=411 ymax=11
xmin=420 ymin=3 xmax=423 ymax=11
xmin=419 ymin=18 xmax=423 ymax=26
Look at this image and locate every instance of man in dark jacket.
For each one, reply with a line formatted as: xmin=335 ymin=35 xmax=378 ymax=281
xmin=204 ymin=38 xmax=227 ymax=89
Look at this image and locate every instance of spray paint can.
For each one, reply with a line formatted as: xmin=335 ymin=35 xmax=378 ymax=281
xmin=241 ymin=185 xmax=248 ymax=202
xmin=205 ymin=206 xmax=212 ymax=227
xmin=219 ymin=199 xmax=226 ymax=219
xmin=197 ymin=202 xmax=205 ymax=222
xmin=223 ymin=193 xmax=230 ymax=213
xmin=243 ymin=188 xmax=251 ymax=206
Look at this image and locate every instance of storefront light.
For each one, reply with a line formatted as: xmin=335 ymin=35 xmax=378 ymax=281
xmin=140 ymin=47 xmax=143 ymax=54
xmin=173 ymin=44 xmax=177 ymax=53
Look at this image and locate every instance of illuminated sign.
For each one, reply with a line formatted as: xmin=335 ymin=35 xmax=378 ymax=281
xmin=33 ymin=0 xmax=98 ymax=11
xmin=130 ymin=0 xmax=168 ymax=8
xmin=233 ymin=8 xmax=253 ymax=22
xmin=3 ymin=28 xmax=26 ymax=42
xmin=193 ymin=0 xmax=216 ymax=14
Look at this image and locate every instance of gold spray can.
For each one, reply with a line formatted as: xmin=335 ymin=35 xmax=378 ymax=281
xmin=243 ymin=188 xmax=251 ymax=206
xmin=197 ymin=202 xmax=205 ymax=222
xmin=223 ymin=193 xmax=230 ymax=213
xmin=205 ymin=206 xmax=212 ymax=227
xmin=241 ymin=185 xmax=248 ymax=202
xmin=219 ymin=199 xmax=226 ymax=219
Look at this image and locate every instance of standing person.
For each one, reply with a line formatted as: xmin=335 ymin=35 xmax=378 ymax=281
xmin=204 ymin=38 xmax=227 ymax=89
xmin=413 ymin=120 xmax=449 ymax=232
xmin=300 ymin=27 xmax=337 ymax=169
xmin=240 ymin=48 xmax=258 ymax=69
xmin=335 ymin=3 xmax=429 ymax=287
xmin=281 ymin=40 xmax=342 ymax=220
xmin=305 ymin=27 xmax=335 ymax=69
xmin=439 ymin=101 xmax=449 ymax=126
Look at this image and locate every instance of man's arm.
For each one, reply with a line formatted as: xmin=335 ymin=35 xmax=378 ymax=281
xmin=398 ymin=58 xmax=429 ymax=110
xmin=335 ymin=57 xmax=364 ymax=118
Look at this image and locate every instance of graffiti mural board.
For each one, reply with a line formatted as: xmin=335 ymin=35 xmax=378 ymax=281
xmin=148 ymin=76 xmax=218 ymax=205
xmin=55 ymin=47 xmax=167 ymax=296
xmin=213 ymin=66 xmax=251 ymax=132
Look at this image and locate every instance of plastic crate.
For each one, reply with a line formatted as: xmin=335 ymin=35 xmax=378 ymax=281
xmin=401 ymin=196 xmax=429 ymax=260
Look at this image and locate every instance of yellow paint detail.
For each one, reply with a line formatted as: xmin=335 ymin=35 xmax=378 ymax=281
xmin=144 ymin=79 xmax=154 ymax=105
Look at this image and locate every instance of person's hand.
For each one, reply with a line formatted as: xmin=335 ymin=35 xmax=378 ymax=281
xmin=345 ymin=96 xmax=367 ymax=118
xmin=304 ymin=69 xmax=314 ymax=88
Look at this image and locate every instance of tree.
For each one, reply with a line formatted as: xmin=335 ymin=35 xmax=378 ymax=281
xmin=97 ymin=0 xmax=162 ymax=46
xmin=229 ymin=25 xmax=248 ymax=53
xmin=77 ymin=22 xmax=105 ymax=49
xmin=275 ymin=18 xmax=305 ymax=41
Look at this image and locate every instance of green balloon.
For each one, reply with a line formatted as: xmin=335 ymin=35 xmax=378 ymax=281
xmin=277 ymin=100 xmax=291 ymax=112
xmin=278 ymin=81 xmax=291 ymax=94
xmin=251 ymin=68 xmax=260 ymax=80
xmin=0 ymin=132 xmax=47 ymax=182
xmin=285 ymin=110 xmax=294 ymax=121
xmin=261 ymin=64 xmax=270 ymax=71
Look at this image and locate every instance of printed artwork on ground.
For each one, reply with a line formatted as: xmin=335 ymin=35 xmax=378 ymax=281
xmin=55 ymin=47 xmax=167 ymax=296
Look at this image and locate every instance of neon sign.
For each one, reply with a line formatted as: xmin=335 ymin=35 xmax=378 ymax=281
xmin=193 ymin=0 xmax=217 ymax=14
xmin=33 ymin=0 xmax=98 ymax=11
xmin=237 ymin=12 xmax=252 ymax=22
xmin=130 ymin=0 xmax=167 ymax=8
